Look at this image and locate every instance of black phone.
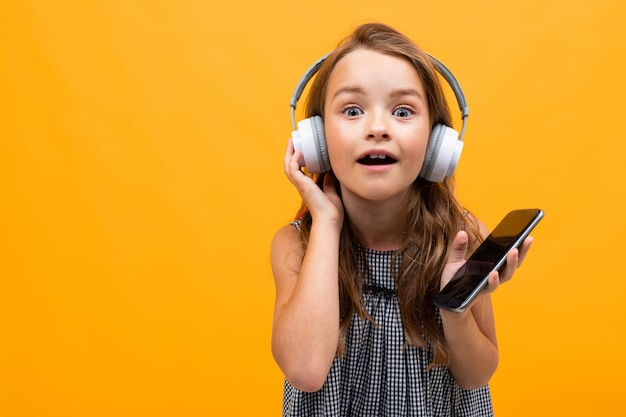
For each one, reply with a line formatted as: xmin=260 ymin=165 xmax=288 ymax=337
xmin=435 ymin=208 xmax=544 ymax=313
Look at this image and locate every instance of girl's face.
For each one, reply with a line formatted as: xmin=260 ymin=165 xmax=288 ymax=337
xmin=323 ymin=48 xmax=431 ymax=204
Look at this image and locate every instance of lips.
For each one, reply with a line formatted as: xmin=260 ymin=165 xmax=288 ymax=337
xmin=357 ymin=152 xmax=398 ymax=166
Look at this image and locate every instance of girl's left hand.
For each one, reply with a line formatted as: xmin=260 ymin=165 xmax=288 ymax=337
xmin=440 ymin=231 xmax=534 ymax=295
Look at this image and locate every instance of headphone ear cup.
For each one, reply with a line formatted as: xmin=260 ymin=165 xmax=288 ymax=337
xmin=291 ymin=116 xmax=331 ymax=173
xmin=419 ymin=124 xmax=464 ymax=182
xmin=311 ymin=116 xmax=331 ymax=173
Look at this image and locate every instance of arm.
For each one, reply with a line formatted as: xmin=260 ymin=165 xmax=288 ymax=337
xmin=440 ymin=226 xmax=534 ymax=390
xmin=270 ymin=141 xmax=344 ymax=392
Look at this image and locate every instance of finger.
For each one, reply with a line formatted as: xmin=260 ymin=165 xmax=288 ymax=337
xmin=484 ymin=270 xmax=500 ymax=294
xmin=449 ymin=231 xmax=469 ymax=264
xmin=516 ymin=236 xmax=534 ymax=267
xmin=283 ymin=139 xmax=295 ymax=172
xmin=322 ymin=171 xmax=337 ymax=193
xmin=498 ymin=247 xmax=520 ymax=284
xmin=439 ymin=232 xmax=471 ymax=290
xmin=290 ymin=149 xmax=303 ymax=173
xmin=284 ymin=140 xmax=304 ymax=180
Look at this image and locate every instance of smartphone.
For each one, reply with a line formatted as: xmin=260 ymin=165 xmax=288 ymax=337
xmin=435 ymin=208 xmax=544 ymax=313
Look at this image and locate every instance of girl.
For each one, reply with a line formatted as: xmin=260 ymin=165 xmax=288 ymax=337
xmin=271 ymin=22 xmax=533 ymax=416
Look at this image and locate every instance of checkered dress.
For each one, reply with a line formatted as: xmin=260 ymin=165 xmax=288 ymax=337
xmin=282 ymin=221 xmax=493 ymax=416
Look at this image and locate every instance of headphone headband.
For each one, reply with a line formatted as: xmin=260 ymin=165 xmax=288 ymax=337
xmin=289 ymin=52 xmax=469 ymax=141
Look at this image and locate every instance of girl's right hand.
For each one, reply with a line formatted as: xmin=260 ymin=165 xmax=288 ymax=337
xmin=284 ymin=139 xmax=344 ymax=229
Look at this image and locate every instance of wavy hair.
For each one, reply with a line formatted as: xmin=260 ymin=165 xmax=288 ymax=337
xmin=296 ymin=22 xmax=481 ymax=364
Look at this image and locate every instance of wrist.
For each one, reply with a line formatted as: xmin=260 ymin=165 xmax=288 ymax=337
xmin=310 ymin=217 xmax=343 ymax=234
xmin=308 ymin=221 xmax=341 ymax=244
xmin=439 ymin=306 xmax=472 ymax=327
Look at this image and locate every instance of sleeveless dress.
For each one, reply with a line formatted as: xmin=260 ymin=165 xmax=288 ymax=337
xmin=282 ymin=221 xmax=494 ymax=417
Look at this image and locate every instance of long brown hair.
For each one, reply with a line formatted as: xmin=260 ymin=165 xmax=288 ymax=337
xmin=296 ymin=22 xmax=481 ymax=364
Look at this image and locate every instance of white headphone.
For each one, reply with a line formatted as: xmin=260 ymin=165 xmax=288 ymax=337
xmin=289 ymin=52 xmax=470 ymax=183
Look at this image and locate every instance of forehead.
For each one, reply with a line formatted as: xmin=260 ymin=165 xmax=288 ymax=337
xmin=326 ymin=49 xmax=424 ymax=95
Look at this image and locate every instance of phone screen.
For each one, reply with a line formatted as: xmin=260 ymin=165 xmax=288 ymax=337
xmin=435 ymin=209 xmax=544 ymax=312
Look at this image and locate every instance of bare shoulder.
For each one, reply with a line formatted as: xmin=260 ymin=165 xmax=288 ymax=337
xmin=272 ymin=223 xmax=303 ymax=259
xmin=271 ymin=224 xmax=305 ymax=318
xmin=271 ymin=224 xmax=304 ymax=281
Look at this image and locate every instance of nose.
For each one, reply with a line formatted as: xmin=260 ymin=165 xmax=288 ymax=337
xmin=366 ymin=111 xmax=390 ymax=140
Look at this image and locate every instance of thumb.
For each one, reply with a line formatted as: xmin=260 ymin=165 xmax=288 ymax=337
xmin=449 ymin=231 xmax=469 ymax=264
xmin=322 ymin=171 xmax=340 ymax=197
xmin=440 ymin=231 xmax=470 ymax=290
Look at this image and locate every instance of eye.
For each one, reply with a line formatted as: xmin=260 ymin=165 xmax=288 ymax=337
xmin=343 ymin=106 xmax=363 ymax=117
xmin=392 ymin=107 xmax=413 ymax=118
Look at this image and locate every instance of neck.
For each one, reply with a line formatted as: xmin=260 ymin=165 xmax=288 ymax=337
xmin=343 ymin=193 xmax=407 ymax=251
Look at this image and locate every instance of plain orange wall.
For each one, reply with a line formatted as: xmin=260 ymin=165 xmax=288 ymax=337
xmin=1 ymin=1 xmax=624 ymax=416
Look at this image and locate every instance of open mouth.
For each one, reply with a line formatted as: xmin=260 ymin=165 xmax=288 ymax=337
xmin=357 ymin=154 xmax=397 ymax=165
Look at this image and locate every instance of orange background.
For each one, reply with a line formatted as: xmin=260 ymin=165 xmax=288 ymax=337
xmin=1 ymin=1 xmax=624 ymax=415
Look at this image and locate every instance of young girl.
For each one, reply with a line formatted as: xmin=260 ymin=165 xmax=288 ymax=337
xmin=271 ymin=22 xmax=533 ymax=416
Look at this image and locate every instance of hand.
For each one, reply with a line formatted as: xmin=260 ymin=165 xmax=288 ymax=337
xmin=440 ymin=231 xmax=471 ymax=291
xmin=283 ymin=139 xmax=344 ymax=228
xmin=440 ymin=231 xmax=534 ymax=300
xmin=490 ymin=235 xmax=533 ymax=290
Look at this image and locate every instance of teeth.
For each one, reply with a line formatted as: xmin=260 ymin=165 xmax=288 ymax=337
xmin=370 ymin=154 xmax=386 ymax=159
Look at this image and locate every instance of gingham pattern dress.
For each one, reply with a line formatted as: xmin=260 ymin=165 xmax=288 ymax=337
xmin=282 ymin=221 xmax=493 ymax=416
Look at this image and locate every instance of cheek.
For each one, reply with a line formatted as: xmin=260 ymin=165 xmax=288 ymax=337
xmin=404 ymin=122 xmax=430 ymax=148
xmin=415 ymin=138 xmax=428 ymax=161
xmin=326 ymin=138 xmax=347 ymax=173
xmin=323 ymin=120 xmax=350 ymax=169
xmin=406 ymin=127 xmax=431 ymax=173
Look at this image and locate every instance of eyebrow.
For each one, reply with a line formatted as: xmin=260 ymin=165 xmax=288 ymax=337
xmin=332 ymin=86 xmax=365 ymax=99
xmin=390 ymin=88 xmax=423 ymax=100
xmin=332 ymin=86 xmax=424 ymax=101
